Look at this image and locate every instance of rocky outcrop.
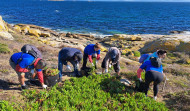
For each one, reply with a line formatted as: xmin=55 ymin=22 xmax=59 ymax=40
xmin=140 ymin=36 xmax=190 ymax=53
xmin=0 ymin=16 xmax=14 ymax=40
xmin=14 ymin=24 xmax=59 ymax=37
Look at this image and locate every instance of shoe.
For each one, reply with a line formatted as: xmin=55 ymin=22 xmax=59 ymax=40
xmin=21 ymin=85 xmax=29 ymax=90
xmin=154 ymin=96 xmax=157 ymax=100
xmin=76 ymin=74 xmax=82 ymax=77
xmin=58 ymin=77 xmax=62 ymax=82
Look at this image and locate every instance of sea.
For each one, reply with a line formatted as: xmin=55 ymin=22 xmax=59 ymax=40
xmin=1 ymin=0 xmax=190 ymax=37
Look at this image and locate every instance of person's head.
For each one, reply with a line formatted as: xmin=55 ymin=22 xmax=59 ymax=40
xmin=157 ymin=50 xmax=167 ymax=59
xmin=36 ymin=59 xmax=46 ymax=69
xmin=74 ymin=52 xmax=83 ymax=63
xmin=150 ymin=57 xmax=162 ymax=68
xmin=94 ymin=43 xmax=101 ymax=51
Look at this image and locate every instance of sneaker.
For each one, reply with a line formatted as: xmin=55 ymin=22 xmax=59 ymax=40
xmin=21 ymin=85 xmax=29 ymax=90
xmin=58 ymin=77 xmax=62 ymax=82
xmin=154 ymin=96 xmax=157 ymax=100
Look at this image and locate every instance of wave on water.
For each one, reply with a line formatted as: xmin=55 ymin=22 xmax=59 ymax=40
xmin=183 ymin=31 xmax=190 ymax=35
xmin=54 ymin=10 xmax=60 ymax=13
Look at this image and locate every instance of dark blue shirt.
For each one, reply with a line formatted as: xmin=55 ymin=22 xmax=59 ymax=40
xmin=59 ymin=47 xmax=82 ymax=61
xmin=84 ymin=44 xmax=100 ymax=55
xmin=140 ymin=60 xmax=163 ymax=73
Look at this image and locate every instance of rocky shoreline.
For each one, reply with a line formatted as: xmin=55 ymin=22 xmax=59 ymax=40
xmin=1 ymin=15 xmax=190 ymax=55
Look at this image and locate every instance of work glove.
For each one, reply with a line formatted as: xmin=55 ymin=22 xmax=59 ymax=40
xmin=91 ymin=63 xmax=94 ymax=67
xmin=42 ymin=84 xmax=47 ymax=89
xmin=166 ymin=77 xmax=169 ymax=81
xmin=109 ymin=64 xmax=112 ymax=68
xmin=96 ymin=60 xmax=98 ymax=64
xmin=138 ymin=78 xmax=143 ymax=82
xmin=66 ymin=65 xmax=71 ymax=71
xmin=76 ymin=63 xmax=79 ymax=68
xmin=30 ymin=69 xmax=34 ymax=74
xmin=105 ymin=69 xmax=108 ymax=73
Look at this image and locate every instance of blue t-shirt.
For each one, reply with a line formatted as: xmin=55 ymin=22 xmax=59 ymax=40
xmin=11 ymin=52 xmax=41 ymax=71
xmin=140 ymin=60 xmax=163 ymax=73
xmin=84 ymin=44 xmax=100 ymax=55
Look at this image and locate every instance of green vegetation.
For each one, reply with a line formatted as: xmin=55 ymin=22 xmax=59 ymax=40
xmin=0 ymin=74 xmax=168 ymax=110
xmin=133 ymin=51 xmax=141 ymax=57
xmin=0 ymin=101 xmax=15 ymax=111
xmin=0 ymin=43 xmax=10 ymax=54
xmin=43 ymin=68 xmax=59 ymax=76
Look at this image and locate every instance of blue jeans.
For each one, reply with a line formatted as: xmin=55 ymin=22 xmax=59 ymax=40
xmin=58 ymin=53 xmax=79 ymax=78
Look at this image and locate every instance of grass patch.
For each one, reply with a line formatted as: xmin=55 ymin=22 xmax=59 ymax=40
xmin=0 ymin=43 xmax=11 ymax=54
xmin=164 ymin=90 xmax=190 ymax=111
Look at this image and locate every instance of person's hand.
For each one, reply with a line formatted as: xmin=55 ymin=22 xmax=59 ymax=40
xmin=109 ymin=64 xmax=112 ymax=68
xmin=91 ymin=63 xmax=94 ymax=67
xmin=139 ymin=78 xmax=143 ymax=82
xmin=30 ymin=69 xmax=34 ymax=74
xmin=96 ymin=60 xmax=98 ymax=64
xmin=42 ymin=84 xmax=47 ymax=89
xmin=166 ymin=77 xmax=169 ymax=81
xmin=105 ymin=69 xmax=108 ymax=73
xmin=66 ymin=65 xmax=71 ymax=71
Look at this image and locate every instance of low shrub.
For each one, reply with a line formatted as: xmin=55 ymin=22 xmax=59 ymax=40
xmin=20 ymin=74 xmax=168 ymax=110
xmin=133 ymin=51 xmax=141 ymax=57
xmin=0 ymin=43 xmax=11 ymax=54
xmin=0 ymin=100 xmax=15 ymax=111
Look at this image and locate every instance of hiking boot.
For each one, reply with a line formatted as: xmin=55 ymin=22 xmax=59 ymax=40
xmin=21 ymin=85 xmax=29 ymax=90
xmin=58 ymin=77 xmax=62 ymax=82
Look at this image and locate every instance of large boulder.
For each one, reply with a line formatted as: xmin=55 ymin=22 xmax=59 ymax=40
xmin=28 ymin=29 xmax=41 ymax=37
xmin=140 ymin=36 xmax=190 ymax=53
xmin=40 ymin=32 xmax=51 ymax=37
xmin=13 ymin=25 xmax=21 ymax=33
xmin=0 ymin=16 xmax=14 ymax=40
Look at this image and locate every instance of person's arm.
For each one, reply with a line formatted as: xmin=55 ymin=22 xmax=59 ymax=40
xmin=88 ymin=55 xmax=93 ymax=63
xmin=96 ymin=50 xmax=100 ymax=60
xmin=137 ymin=68 xmax=143 ymax=78
xmin=36 ymin=69 xmax=44 ymax=85
xmin=137 ymin=62 xmax=147 ymax=79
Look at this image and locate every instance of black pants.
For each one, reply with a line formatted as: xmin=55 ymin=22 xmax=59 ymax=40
xmin=82 ymin=53 xmax=96 ymax=69
xmin=144 ymin=71 xmax=164 ymax=96
xmin=101 ymin=58 xmax=120 ymax=73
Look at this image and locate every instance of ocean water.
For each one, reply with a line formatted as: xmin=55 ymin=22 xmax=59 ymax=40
xmin=1 ymin=0 xmax=190 ymax=36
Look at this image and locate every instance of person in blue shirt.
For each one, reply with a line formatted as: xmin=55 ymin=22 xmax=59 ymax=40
xmin=9 ymin=52 xmax=47 ymax=90
xmin=58 ymin=47 xmax=83 ymax=81
xmin=143 ymin=49 xmax=167 ymax=63
xmin=137 ymin=50 xmax=167 ymax=100
xmin=81 ymin=43 xmax=101 ymax=70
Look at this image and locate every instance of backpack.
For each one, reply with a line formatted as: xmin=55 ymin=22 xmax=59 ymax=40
xmin=21 ymin=44 xmax=42 ymax=59
xmin=139 ymin=54 xmax=150 ymax=63
xmin=17 ymin=44 xmax=42 ymax=66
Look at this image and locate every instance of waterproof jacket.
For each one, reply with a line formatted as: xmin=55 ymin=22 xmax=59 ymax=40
xmin=59 ymin=47 xmax=82 ymax=64
xmin=103 ymin=47 xmax=121 ymax=69
xmin=11 ymin=52 xmax=44 ymax=83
